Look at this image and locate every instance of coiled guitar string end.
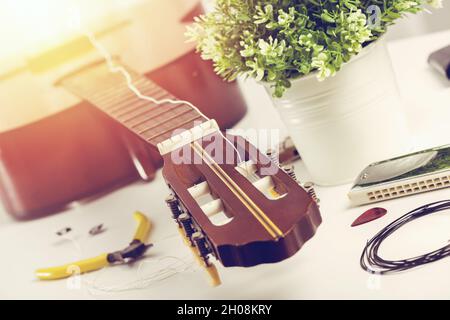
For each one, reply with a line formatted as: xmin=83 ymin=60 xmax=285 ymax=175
xmin=303 ymin=182 xmax=320 ymax=206
xmin=266 ymin=148 xmax=280 ymax=168
xmin=283 ymin=165 xmax=299 ymax=183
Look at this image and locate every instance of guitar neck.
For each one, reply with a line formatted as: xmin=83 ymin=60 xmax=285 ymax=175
xmin=59 ymin=61 xmax=207 ymax=147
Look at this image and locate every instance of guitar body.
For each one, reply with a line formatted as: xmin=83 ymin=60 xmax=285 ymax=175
xmin=0 ymin=32 xmax=246 ymax=219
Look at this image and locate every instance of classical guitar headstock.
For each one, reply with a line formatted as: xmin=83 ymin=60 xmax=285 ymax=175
xmin=158 ymin=120 xmax=321 ymax=284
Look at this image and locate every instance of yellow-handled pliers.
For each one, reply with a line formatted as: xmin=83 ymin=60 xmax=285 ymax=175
xmin=36 ymin=211 xmax=152 ymax=281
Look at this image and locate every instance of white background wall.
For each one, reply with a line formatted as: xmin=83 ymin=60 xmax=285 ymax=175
xmin=387 ymin=4 xmax=450 ymax=39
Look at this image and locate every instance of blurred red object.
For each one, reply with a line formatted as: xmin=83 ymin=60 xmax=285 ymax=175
xmin=351 ymin=207 xmax=387 ymax=227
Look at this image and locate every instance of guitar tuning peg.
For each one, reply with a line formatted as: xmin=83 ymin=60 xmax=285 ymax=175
xmin=167 ymin=196 xmax=219 ymax=286
xmin=191 ymin=232 xmax=212 ymax=263
xmin=175 ymin=218 xmax=221 ymax=287
xmin=191 ymin=232 xmax=221 ymax=287
xmin=283 ymin=165 xmax=299 ymax=183
xmin=266 ymin=148 xmax=280 ymax=168
xmin=303 ymin=182 xmax=320 ymax=206
xmin=178 ymin=213 xmax=196 ymax=241
xmin=165 ymin=194 xmax=182 ymax=219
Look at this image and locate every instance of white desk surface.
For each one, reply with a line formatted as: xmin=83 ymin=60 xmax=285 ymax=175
xmin=0 ymin=30 xmax=449 ymax=300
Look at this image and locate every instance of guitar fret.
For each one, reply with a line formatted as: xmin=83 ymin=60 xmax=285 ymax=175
xmin=136 ymin=107 xmax=192 ymax=135
xmin=99 ymin=84 xmax=166 ymax=112
xmin=60 ymin=62 xmax=206 ymax=149
xmin=105 ymin=88 xmax=171 ymax=113
xmin=93 ymin=82 xmax=156 ymax=107
xmin=112 ymin=100 xmax=154 ymax=118
xmin=122 ymin=103 xmax=185 ymax=125
xmin=145 ymin=111 xmax=203 ymax=139
xmin=112 ymin=100 xmax=178 ymax=122
xmin=91 ymin=77 xmax=149 ymax=99
xmin=106 ymin=88 xmax=158 ymax=113
xmin=91 ymin=90 xmax=136 ymax=110
xmin=120 ymin=107 xmax=157 ymax=123
xmin=128 ymin=104 xmax=182 ymax=129
xmin=146 ymin=114 xmax=204 ymax=143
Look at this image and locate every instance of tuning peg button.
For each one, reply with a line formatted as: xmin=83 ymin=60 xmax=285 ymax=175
xmin=166 ymin=195 xmax=182 ymax=219
xmin=283 ymin=165 xmax=299 ymax=183
xmin=303 ymin=182 xmax=320 ymax=206
xmin=266 ymin=149 xmax=280 ymax=168
xmin=192 ymin=232 xmax=212 ymax=264
xmin=178 ymin=213 xmax=196 ymax=239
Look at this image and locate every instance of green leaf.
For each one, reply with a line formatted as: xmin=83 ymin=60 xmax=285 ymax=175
xmin=187 ymin=0 xmax=438 ymax=97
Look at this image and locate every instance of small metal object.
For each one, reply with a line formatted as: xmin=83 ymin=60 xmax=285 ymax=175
xmin=166 ymin=194 xmax=182 ymax=219
xmin=108 ymin=242 xmax=154 ymax=264
xmin=56 ymin=227 xmax=72 ymax=236
xmin=348 ymin=145 xmax=450 ymax=206
xmin=304 ymin=182 xmax=320 ymax=205
xmin=178 ymin=213 xmax=196 ymax=239
xmin=89 ymin=224 xmax=106 ymax=236
xmin=266 ymin=148 xmax=280 ymax=168
xmin=37 ymin=212 xmax=152 ymax=281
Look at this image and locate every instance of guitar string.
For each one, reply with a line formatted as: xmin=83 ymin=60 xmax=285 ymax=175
xmin=85 ymin=28 xmax=283 ymax=240
xmin=84 ymin=30 xmax=246 ymax=167
xmin=361 ymin=200 xmax=450 ymax=275
xmin=76 ymin=26 xmax=274 ymax=292
xmin=83 ymin=235 xmax=197 ymax=295
xmin=30 ymin=8 xmax=275 ymax=295
xmin=84 ymin=31 xmax=275 ymax=238
xmin=76 ymin=31 xmax=235 ymax=293
xmin=59 ymin=216 xmax=197 ymax=294
xmin=191 ymin=141 xmax=282 ymax=238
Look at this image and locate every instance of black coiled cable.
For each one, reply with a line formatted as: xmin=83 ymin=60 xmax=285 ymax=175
xmin=361 ymin=199 xmax=450 ymax=275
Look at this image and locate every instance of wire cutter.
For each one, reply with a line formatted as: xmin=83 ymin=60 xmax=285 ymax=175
xmin=36 ymin=211 xmax=152 ymax=280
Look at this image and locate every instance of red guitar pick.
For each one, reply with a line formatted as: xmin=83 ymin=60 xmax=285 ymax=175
xmin=351 ymin=207 xmax=387 ymax=227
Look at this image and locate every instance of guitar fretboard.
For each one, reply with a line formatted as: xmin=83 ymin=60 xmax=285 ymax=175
xmin=59 ymin=61 xmax=207 ymax=147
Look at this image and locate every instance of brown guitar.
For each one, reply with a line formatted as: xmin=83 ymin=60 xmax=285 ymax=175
xmin=59 ymin=61 xmax=322 ymax=283
xmin=0 ymin=1 xmax=246 ymax=220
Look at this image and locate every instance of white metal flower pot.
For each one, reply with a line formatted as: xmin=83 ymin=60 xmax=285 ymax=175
xmin=264 ymin=40 xmax=411 ymax=186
